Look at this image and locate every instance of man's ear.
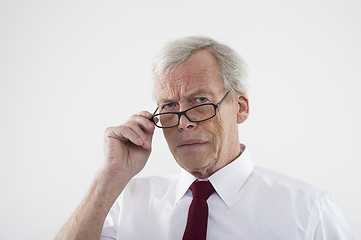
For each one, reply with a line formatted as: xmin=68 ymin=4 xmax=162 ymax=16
xmin=236 ymin=93 xmax=249 ymax=124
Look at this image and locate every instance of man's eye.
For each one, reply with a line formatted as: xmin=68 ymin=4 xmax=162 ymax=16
xmin=162 ymin=103 xmax=177 ymax=110
xmin=196 ymin=97 xmax=209 ymax=104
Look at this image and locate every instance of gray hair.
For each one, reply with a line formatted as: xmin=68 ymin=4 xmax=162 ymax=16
xmin=153 ymin=36 xmax=248 ymax=94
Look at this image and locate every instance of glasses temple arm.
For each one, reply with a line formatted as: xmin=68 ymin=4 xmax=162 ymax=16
xmin=216 ymin=90 xmax=231 ymax=107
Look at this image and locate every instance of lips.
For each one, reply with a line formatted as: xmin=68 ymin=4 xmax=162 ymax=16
xmin=177 ymin=139 xmax=208 ymax=148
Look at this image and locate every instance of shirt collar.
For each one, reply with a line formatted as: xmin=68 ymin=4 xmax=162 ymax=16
xmin=174 ymin=167 xmax=197 ymax=206
xmin=174 ymin=144 xmax=254 ymax=208
xmin=209 ymin=145 xmax=253 ymax=208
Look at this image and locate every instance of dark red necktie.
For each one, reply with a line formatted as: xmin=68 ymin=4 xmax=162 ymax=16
xmin=183 ymin=181 xmax=215 ymax=240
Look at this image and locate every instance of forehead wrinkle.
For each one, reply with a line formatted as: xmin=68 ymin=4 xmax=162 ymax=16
xmin=157 ymin=85 xmax=177 ymax=104
xmin=155 ymin=51 xmax=224 ymax=104
xmin=175 ymin=71 xmax=217 ymax=98
xmin=157 ymin=73 xmax=190 ymax=103
xmin=157 ymin=78 xmax=221 ymax=105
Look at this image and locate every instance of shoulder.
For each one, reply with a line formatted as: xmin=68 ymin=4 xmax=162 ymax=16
xmin=252 ymin=166 xmax=326 ymax=192
xmin=239 ymin=167 xmax=335 ymax=234
xmin=247 ymin=166 xmax=329 ymax=206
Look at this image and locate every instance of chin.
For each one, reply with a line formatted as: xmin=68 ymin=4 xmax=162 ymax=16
xmin=179 ymin=159 xmax=208 ymax=172
xmin=174 ymin=146 xmax=207 ymax=160
xmin=173 ymin=150 xmax=216 ymax=171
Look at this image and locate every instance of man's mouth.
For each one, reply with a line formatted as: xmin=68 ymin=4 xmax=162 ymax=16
xmin=177 ymin=139 xmax=208 ymax=148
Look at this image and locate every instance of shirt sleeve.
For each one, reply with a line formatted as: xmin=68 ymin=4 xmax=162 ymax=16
xmin=100 ymin=198 xmax=120 ymax=240
xmin=310 ymin=193 xmax=354 ymax=240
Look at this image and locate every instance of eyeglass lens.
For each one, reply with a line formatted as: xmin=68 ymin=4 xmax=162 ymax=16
xmin=157 ymin=104 xmax=215 ymax=128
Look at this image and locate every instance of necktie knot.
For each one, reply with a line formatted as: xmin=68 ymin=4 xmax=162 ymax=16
xmin=190 ymin=181 xmax=214 ymax=200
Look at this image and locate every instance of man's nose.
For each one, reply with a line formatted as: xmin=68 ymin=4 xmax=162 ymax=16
xmin=178 ymin=114 xmax=196 ymax=131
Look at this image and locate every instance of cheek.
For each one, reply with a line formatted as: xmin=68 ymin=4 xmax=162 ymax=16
xmin=162 ymin=128 xmax=177 ymax=151
xmin=204 ymin=111 xmax=224 ymax=148
xmin=162 ymin=128 xmax=172 ymax=141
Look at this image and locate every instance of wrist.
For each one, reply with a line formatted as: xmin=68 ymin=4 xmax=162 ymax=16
xmin=94 ymin=166 xmax=133 ymax=198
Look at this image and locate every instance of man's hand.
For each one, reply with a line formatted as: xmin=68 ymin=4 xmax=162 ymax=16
xmin=54 ymin=111 xmax=156 ymax=240
xmin=102 ymin=111 xmax=156 ymax=182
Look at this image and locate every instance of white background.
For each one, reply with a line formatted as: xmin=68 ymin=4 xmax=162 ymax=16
xmin=1 ymin=0 xmax=360 ymax=239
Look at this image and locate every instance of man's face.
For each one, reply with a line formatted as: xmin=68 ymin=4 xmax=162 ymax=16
xmin=155 ymin=50 xmax=245 ymax=178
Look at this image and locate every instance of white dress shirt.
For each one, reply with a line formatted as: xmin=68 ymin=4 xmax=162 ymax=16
xmin=101 ymin=147 xmax=354 ymax=240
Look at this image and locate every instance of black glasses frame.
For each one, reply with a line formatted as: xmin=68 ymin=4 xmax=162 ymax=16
xmin=150 ymin=90 xmax=231 ymax=128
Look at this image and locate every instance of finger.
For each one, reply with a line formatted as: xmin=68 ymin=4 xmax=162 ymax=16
xmin=153 ymin=116 xmax=159 ymax=124
xmin=105 ymin=111 xmax=155 ymax=148
xmin=135 ymin=111 xmax=158 ymax=129
xmin=105 ymin=126 xmax=135 ymax=144
xmin=119 ymin=126 xmax=147 ymax=147
xmin=129 ymin=114 xmax=156 ymax=133
xmin=135 ymin=111 xmax=153 ymax=119
xmin=124 ymin=122 xmax=153 ymax=149
xmin=110 ymin=123 xmax=152 ymax=149
xmin=107 ymin=125 xmax=145 ymax=148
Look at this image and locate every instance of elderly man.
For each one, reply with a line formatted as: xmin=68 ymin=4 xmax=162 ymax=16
xmin=55 ymin=36 xmax=353 ymax=239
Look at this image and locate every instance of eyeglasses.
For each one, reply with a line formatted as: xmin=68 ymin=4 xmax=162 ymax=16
xmin=151 ymin=90 xmax=231 ymax=128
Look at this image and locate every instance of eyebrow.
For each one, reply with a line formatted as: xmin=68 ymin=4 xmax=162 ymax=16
xmin=186 ymin=89 xmax=216 ymax=99
xmin=158 ymin=89 xmax=216 ymax=105
xmin=158 ymin=98 xmax=175 ymax=106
